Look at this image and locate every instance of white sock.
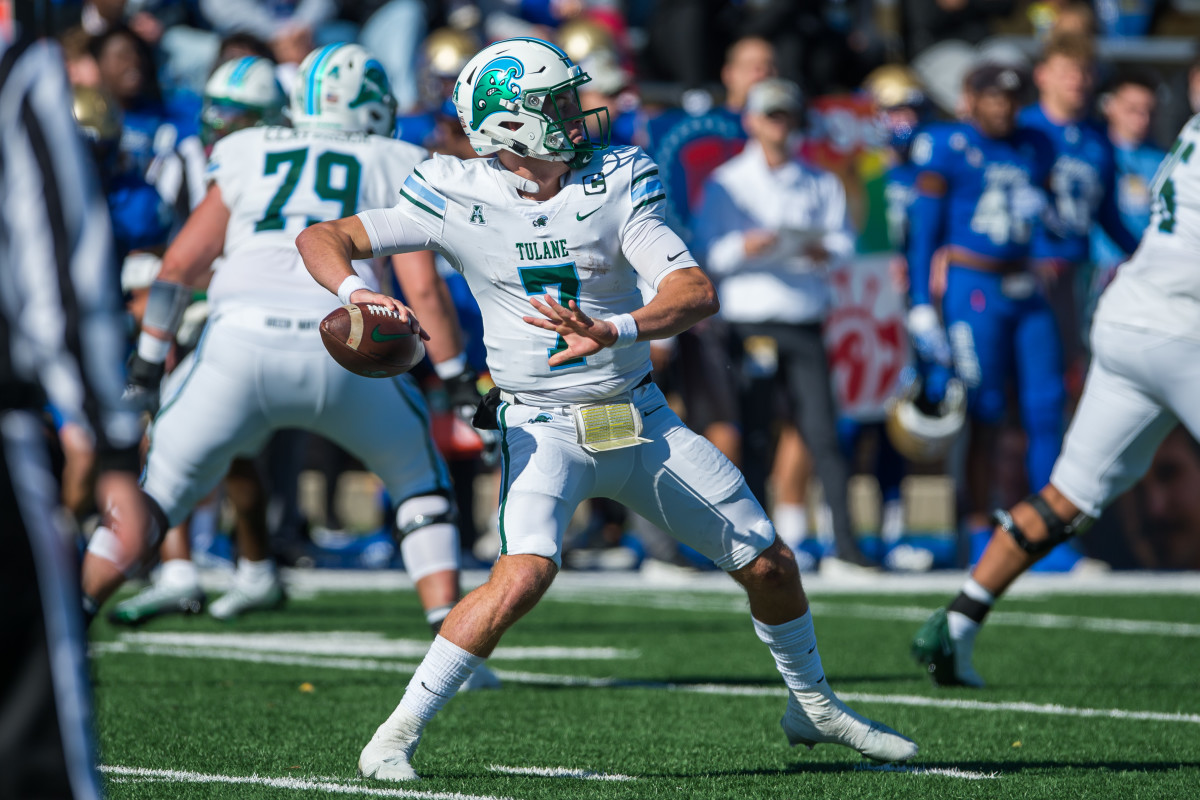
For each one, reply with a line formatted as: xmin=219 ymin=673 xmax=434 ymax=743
xmin=398 ymin=636 xmax=484 ymax=724
xmin=752 ymin=611 xmax=826 ymax=692
xmin=946 ymin=610 xmax=980 ymax=644
xmin=157 ymin=558 xmax=200 ymax=591
xmin=961 ymin=577 xmax=996 ymax=606
xmin=236 ymin=557 xmax=276 ymax=587
xmin=773 ymin=503 xmax=809 ymax=550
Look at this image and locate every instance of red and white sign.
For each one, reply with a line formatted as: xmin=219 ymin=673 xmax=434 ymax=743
xmin=824 ymin=254 xmax=909 ymax=421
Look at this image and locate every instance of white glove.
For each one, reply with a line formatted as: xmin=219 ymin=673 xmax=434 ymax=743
xmin=907 ymin=304 xmax=952 ymax=367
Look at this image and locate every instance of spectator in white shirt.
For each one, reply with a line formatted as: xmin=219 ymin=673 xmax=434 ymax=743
xmin=696 ymin=78 xmax=873 ymax=569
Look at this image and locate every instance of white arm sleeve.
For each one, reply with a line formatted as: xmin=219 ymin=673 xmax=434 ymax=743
xmin=819 ymin=173 xmax=856 ymax=261
xmin=621 ymin=213 xmax=700 ymax=290
xmin=357 ymin=207 xmax=443 ymax=258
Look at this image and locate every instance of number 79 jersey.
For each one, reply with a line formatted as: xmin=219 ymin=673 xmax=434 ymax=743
xmin=358 ymin=146 xmax=698 ymax=403
xmin=1101 ymin=113 xmax=1200 ymax=338
xmin=206 ymin=126 xmax=428 ymax=314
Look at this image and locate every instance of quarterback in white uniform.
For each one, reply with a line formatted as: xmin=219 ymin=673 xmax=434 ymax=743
xmin=913 ymin=114 xmax=1200 ymax=687
xmin=81 ymin=45 xmax=490 ymax=651
xmin=299 ymin=37 xmax=917 ymax=781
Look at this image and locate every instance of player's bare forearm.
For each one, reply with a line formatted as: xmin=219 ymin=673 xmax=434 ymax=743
xmin=632 ymin=267 xmax=719 ymax=340
xmin=157 ymin=185 xmax=230 ymax=286
xmin=391 ymin=251 xmax=463 ymax=363
xmin=297 ymin=215 xmax=376 ymax=296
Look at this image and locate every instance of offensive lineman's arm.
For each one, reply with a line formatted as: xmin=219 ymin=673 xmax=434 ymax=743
xmin=390 ymin=251 xmax=464 ymax=365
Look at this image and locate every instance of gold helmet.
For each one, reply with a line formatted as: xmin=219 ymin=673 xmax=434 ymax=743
xmin=423 ymin=27 xmax=478 ymax=79
xmin=556 ymin=18 xmax=614 ymax=64
xmin=863 ymin=64 xmax=927 ymax=110
xmin=72 ymin=85 xmax=122 ymax=144
xmin=884 ymin=373 xmax=967 ymax=464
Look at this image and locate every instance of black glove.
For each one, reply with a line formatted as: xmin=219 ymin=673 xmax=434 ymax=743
xmin=123 ymin=353 xmax=165 ymax=414
xmin=442 ymin=365 xmax=482 ymax=417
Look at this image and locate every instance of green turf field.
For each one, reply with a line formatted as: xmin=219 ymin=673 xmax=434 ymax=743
xmin=91 ymin=573 xmax=1200 ymax=799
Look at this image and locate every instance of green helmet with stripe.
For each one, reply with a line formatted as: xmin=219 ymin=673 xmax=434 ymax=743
xmin=291 ymin=43 xmax=397 ymax=136
xmin=453 ymin=37 xmax=609 ymax=169
xmin=201 ymin=56 xmax=285 ymax=147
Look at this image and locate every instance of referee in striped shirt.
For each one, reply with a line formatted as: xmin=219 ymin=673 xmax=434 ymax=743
xmin=0 ymin=33 xmax=146 ymax=799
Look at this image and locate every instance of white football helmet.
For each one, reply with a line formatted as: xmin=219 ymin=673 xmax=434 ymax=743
xmin=201 ymin=56 xmax=286 ymax=145
xmin=452 ymin=37 xmax=609 ymax=168
xmin=290 ymin=43 xmax=397 ymax=136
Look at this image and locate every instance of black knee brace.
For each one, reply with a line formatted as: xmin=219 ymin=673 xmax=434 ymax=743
xmin=394 ymin=492 xmax=458 ymax=540
xmin=992 ymin=493 xmax=1094 ymax=556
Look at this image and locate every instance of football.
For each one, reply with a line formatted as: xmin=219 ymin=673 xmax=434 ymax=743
xmin=319 ymin=302 xmax=425 ymax=378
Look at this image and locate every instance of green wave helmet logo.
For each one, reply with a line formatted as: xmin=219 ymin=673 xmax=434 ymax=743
xmin=471 ymin=56 xmax=523 ymax=131
xmin=350 ymin=59 xmax=390 ymax=108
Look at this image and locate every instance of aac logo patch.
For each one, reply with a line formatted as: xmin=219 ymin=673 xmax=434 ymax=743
xmin=582 ymin=172 xmax=607 ymax=195
xmin=470 ymin=204 xmax=487 ymax=226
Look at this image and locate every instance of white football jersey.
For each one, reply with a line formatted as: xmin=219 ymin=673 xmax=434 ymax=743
xmin=206 ymin=126 xmax=427 ymax=314
xmin=357 ymin=146 xmax=699 ymax=403
xmin=1098 ymin=114 xmax=1200 ymax=340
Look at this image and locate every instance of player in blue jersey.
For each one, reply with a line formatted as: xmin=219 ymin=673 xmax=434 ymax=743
xmin=905 ymin=63 xmax=1061 ymax=565
xmin=1018 ymin=34 xmax=1141 ymax=569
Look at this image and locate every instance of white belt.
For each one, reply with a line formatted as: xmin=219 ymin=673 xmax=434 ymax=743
xmin=216 ymin=307 xmax=322 ymax=332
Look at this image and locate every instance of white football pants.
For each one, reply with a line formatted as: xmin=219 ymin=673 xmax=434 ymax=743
xmin=1051 ymin=320 xmax=1200 ymax=517
xmin=142 ymin=307 xmax=452 ymax=529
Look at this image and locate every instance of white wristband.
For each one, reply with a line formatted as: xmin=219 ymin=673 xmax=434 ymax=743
xmin=136 ymin=331 xmax=172 ymax=364
xmin=608 ymin=313 xmax=639 ymax=349
xmin=337 ymin=274 xmax=370 ymax=305
xmin=434 ymin=353 xmax=468 ymax=380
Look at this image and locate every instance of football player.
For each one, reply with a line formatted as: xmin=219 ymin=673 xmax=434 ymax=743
xmin=80 ymin=45 xmax=497 ymax=680
xmin=913 ymin=112 xmax=1200 ymax=686
xmin=904 ymin=64 xmax=1061 ymax=566
xmin=298 ymin=37 xmax=917 ymax=781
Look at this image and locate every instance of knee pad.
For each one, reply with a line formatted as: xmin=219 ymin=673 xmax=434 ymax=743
xmin=87 ymin=492 xmax=169 ymax=576
xmin=992 ymin=493 xmax=1094 ymax=556
xmin=396 ymin=494 xmax=460 ymax=582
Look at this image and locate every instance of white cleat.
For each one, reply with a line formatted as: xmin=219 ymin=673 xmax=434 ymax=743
xmin=460 ymin=663 xmax=502 ymax=692
xmin=358 ymin=726 xmax=422 ymax=781
xmin=208 ymin=580 xmax=285 ymax=620
xmin=781 ymin=683 xmax=918 ymax=763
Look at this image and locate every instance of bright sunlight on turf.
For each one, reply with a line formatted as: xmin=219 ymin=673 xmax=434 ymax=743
xmin=90 ymin=573 xmax=1200 ymax=800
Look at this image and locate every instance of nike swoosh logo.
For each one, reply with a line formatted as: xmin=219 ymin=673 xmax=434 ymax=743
xmin=420 ymin=681 xmax=450 ymax=699
xmin=371 ymin=327 xmax=411 ymax=343
xmin=667 ymin=250 xmax=687 ymax=262
xmin=643 ymin=405 xmax=665 ymax=417
xmin=576 ymin=207 xmax=600 ymax=221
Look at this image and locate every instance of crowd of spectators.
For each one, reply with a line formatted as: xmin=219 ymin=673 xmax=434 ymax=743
xmin=18 ymin=0 xmax=1200 ymax=574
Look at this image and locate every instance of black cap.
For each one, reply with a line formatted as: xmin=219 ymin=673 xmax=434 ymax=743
xmin=965 ymin=63 xmax=1024 ymax=95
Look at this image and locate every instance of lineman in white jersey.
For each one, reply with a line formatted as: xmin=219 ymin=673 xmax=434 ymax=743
xmin=299 ymin=37 xmax=917 ymax=781
xmin=912 ymin=113 xmax=1200 ymax=687
xmin=81 ymin=46 xmax=498 ymax=667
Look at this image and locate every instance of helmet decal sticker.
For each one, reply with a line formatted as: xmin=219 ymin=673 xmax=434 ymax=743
xmin=471 ymin=56 xmax=524 ymax=131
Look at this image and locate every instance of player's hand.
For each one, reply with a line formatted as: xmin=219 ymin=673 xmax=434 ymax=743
xmin=743 ymin=230 xmax=779 ymax=257
xmin=907 ymin=304 xmax=953 ymax=368
xmin=123 ymin=353 xmax=165 ymax=414
xmin=523 ymin=294 xmax=615 ymax=366
xmin=347 ymin=289 xmax=431 ymax=341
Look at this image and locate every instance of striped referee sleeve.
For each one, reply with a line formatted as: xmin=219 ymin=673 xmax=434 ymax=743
xmin=0 ymin=38 xmax=141 ymax=472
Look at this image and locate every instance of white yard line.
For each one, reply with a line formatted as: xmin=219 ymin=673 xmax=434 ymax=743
xmin=94 ymin=642 xmax=1200 ymax=725
xmin=542 ymin=592 xmax=1200 ymax=638
xmin=98 ymin=765 xmax=515 ymax=800
xmin=487 ymin=765 xmax=634 ymax=781
xmin=856 ymin=764 xmax=1000 ymax=780
xmin=262 ymin=568 xmax=1200 ymax=597
xmin=112 ymin=631 xmax=637 ymax=661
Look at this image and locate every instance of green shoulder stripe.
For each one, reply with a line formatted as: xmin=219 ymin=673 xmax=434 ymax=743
xmin=631 ymin=168 xmax=659 ymax=186
xmin=399 ymin=188 xmax=444 ymax=219
xmin=632 ymin=193 xmax=666 ymax=210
